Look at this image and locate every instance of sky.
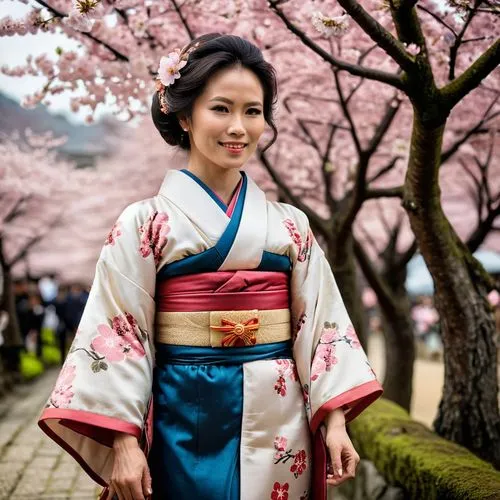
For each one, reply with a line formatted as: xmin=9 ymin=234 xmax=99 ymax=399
xmin=0 ymin=0 xmax=114 ymax=124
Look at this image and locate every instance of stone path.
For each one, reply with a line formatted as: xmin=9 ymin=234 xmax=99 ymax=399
xmin=0 ymin=369 xmax=101 ymax=500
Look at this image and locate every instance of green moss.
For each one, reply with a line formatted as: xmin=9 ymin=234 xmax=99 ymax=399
xmin=348 ymin=399 xmax=500 ymax=499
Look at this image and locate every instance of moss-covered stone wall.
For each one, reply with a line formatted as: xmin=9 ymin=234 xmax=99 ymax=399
xmin=347 ymin=398 xmax=500 ymax=500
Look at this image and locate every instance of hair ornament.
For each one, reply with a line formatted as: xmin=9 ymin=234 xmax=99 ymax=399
xmin=155 ymin=42 xmax=201 ymax=115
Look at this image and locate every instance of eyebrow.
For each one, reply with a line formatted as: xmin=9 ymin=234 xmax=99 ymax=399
xmin=209 ymin=96 xmax=263 ymax=107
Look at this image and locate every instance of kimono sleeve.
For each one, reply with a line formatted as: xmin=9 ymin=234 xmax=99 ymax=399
xmin=38 ymin=202 xmax=160 ymax=487
xmin=286 ymin=210 xmax=382 ymax=499
xmin=287 ymin=209 xmax=383 ymax=428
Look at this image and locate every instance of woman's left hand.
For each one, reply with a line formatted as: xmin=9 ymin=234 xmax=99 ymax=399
xmin=324 ymin=408 xmax=360 ymax=487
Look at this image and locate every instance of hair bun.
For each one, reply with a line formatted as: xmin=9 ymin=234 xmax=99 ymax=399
xmin=151 ymin=92 xmax=187 ymax=148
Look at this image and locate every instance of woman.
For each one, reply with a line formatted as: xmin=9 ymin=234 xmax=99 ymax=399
xmin=39 ymin=34 xmax=382 ymax=500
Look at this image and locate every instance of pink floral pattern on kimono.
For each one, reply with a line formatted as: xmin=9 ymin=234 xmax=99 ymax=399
xmin=104 ymin=222 xmax=121 ymax=246
xmin=271 ymin=482 xmax=289 ymax=500
xmin=91 ymin=324 xmax=127 ymax=363
xmin=273 ymin=436 xmax=308 ymax=477
xmin=311 ymin=322 xmax=362 ymax=382
xmin=345 ymin=324 xmax=361 ymax=349
xmin=139 ymin=210 xmax=170 ymax=265
xmin=74 ymin=313 xmax=146 ymax=373
xmin=283 ymin=219 xmax=313 ymax=262
xmin=274 ymin=359 xmax=298 ymax=397
xmin=274 ymin=436 xmax=288 ymax=460
xmin=50 ymin=364 xmax=76 ymax=408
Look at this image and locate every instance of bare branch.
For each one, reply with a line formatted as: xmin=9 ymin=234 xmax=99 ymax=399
xmin=257 ymin=148 xmax=329 ymax=235
xmin=398 ymin=239 xmax=418 ymax=268
xmin=416 ymin=5 xmax=457 ymax=37
xmin=367 ymin=98 xmax=401 ymax=156
xmin=365 ymin=186 xmax=404 ymax=199
xmin=335 ymin=0 xmax=416 ymax=71
xmin=448 ymin=0 xmax=484 ymax=81
xmin=170 ymin=0 xmax=195 ymax=40
xmin=334 ymin=70 xmax=362 ymax=155
xmin=267 ymin=0 xmax=405 ymax=90
xmin=442 ymin=39 xmax=500 ymax=111
xmin=441 ymin=94 xmax=499 ymax=164
xmin=368 ymin=156 xmax=403 ymax=183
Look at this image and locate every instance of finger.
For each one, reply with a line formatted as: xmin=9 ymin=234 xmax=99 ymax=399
xmin=345 ymin=452 xmax=358 ymax=477
xmin=113 ymin=482 xmax=129 ymax=500
xmin=330 ymin=445 xmax=343 ymax=478
xmin=130 ymin=479 xmax=146 ymax=500
xmin=142 ymin=465 xmax=153 ymax=499
xmin=326 ymin=474 xmax=351 ymax=487
xmin=105 ymin=486 xmax=115 ymax=500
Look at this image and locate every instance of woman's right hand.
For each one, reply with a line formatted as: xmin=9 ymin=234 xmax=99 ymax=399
xmin=107 ymin=432 xmax=152 ymax=500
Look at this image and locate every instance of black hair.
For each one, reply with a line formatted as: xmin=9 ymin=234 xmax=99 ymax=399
xmin=151 ymin=33 xmax=278 ymax=152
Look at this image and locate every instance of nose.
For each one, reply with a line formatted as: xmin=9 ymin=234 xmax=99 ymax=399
xmin=227 ymin=115 xmax=245 ymax=137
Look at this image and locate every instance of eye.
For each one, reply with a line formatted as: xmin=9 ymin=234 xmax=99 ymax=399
xmin=212 ymin=105 xmax=228 ymax=112
xmin=247 ymin=108 xmax=262 ymax=115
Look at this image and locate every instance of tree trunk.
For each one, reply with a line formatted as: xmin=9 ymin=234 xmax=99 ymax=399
xmin=327 ymin=233 xmax=368 ymax=349
xmin=0 ymin=238 xmax=23 ymax=386
xmin=404 ymin=113 xmax=500 ymax=467
xmin=354 ymin=241 xmax=415 ymax=411
xmin=379 ymin=290 xmax=415 ymax=412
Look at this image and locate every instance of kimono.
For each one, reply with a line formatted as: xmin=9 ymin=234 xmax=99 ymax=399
xmin=39 ymin=168 xmax=382 ymax=500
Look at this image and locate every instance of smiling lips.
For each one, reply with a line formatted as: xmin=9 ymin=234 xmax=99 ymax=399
xmin=220 ymin=142 xmax=247 ymax=153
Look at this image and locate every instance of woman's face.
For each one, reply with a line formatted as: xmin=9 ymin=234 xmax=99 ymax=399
xmin=182 ymin=65 xmax=266 ymax=171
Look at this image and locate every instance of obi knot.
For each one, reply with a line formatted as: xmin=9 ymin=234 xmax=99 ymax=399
xmin=210 ymin=317 xmax=259 ymax=347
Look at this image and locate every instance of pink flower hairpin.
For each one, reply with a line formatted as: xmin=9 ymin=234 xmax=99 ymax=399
xmin=155 ymin=42 xmax=201 ymax=114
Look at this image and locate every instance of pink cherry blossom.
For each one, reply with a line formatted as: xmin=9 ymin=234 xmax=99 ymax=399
xmin=157 ymin=50 xmax=187 ymax=87
xmin=311 ymin=11 xmax=350 ymax=38
xmin=91 ymin=324 xmax=126 ymax=362
xmin=139 ymin=211 xmax=170 ymax=265
xmin=51 ymin=364 xmax=76 ymax=408
xmin=273 ymin=436 xmax=288 ymax=459
xmin=311 ymin=343 xmax=337 ymax=381
xmin=345 ymin=325 xmax=361 ymax=349
xmin=104 ymin=221 xmax=122 ymax=246
xmin=320 ymin=323 xmax=341 ymax=343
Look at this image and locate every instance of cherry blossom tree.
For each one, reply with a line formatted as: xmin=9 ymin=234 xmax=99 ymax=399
xmin=0 ymin=130 xmax=95 ymax=375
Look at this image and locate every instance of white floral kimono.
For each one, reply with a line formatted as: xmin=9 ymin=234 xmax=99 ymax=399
xmin=39 ymin=168 xmax=382 ymax=500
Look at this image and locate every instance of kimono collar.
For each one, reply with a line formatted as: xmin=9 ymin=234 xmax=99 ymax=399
xmin=158 ymin=169 xmax=268 ymax=270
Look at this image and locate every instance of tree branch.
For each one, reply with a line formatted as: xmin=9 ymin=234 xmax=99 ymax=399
xmin=365 ymin=186 xmax=404 ymax=199
xmin=368 ymin=156 xmax=403 ymax=183
xmin=334 ymin=70 xmax=362 ymax=155
xmin=335 ymin=0 xmax=416 ymax=71
xmin=441 ymin=39 xmax=500 ymax=111
xmin=366 ymin=99 xmax=401 ymax=157
xmin=353 ymin=237 xmax=396 ymax=314
xmin=257 ymin=148 xmax=329 ymax=235
xmin=267 ymin=0 xmax=405 ymax=90
xmin=441 ymin=94 xmax=499 ymax=164
xmin=448 ymin=0 xmax=483 ymax=81
xmin=34 ymin=0 xmax=129 ymax=62
xmin=170 ymin=0 xmax=195 ymax=40
xmin=416 ymin=5 xmax=457 ymax=37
